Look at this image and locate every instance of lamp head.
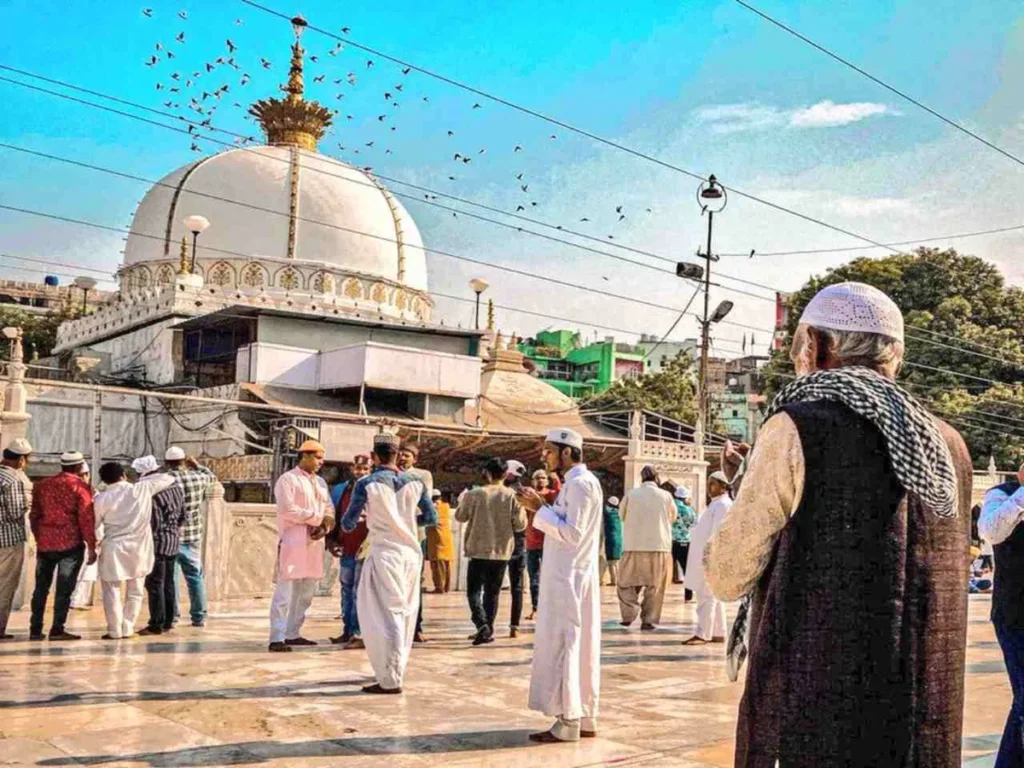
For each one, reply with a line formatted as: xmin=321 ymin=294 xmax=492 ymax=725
xmin=700 ymin=174 xmax=723 ymax=200
xmin=73 ymin=276 xmax=97 ymax=291
xmin=469 ymin=277 xmax=490 ymax=295
xmin=710 ymin=300 xmax=735 ymax=324
xmin=290 ymin=14 xmax=308 ymax=38
xmin=1 ymin=327 xmax=21 ymax=340
xmin=183 ymin=215 xmax=211 ymax=235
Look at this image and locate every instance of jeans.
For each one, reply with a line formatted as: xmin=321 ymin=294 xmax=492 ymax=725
xmin=339 ymin=554 xmax=363 ymax=637
xmin=672 ymin=541 xmax=693 ymax=600
xmin=175 ymin=541 xmax=207 ymax=625
xmin=467 ymin=558 xmax=507 ymax=636
xmin=526 ymin=549 xmax=543 ymax=611
xmin=31 ymin=545 xmax=85 ymax=636
xmin=508 ymin=553 xmax=525 ymax=628
xmin=145 ymin=555 xmax=177 ymax=631
xmin=996 ymin=620 xmax=1024 ymax=766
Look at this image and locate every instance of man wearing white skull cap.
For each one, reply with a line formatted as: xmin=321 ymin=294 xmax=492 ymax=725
xmin=515 ymin=427 xmax=603 ymax=743
xmin=704 ymin=281 xmax=973 ymax=766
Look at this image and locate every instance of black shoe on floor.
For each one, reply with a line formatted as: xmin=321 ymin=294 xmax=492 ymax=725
xmin=0 ymin=633 xmax=14 ymax=641
xmin=329 ymin=633 xmax=351 ymax=645
xmin=362 ymin=683 xmax=402 ymax=694
xmin=191 ymin=621 xmax=205 ymax=628
xmin=29 ymin=633 xmax=45 ymax=641
xmin=137 ymin=627 xmax=163 ymax=637
xmin=472 ymin=629 xmax=495 ymax=646
xmin=285 ymin=636 xmax=317 ymax=646
xmin=48 ymin=631 xmax=81 ymax=641
xmin=268 ymin=642 xmax=292 ymax=653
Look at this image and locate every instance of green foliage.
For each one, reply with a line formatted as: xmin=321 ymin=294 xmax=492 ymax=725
xmin=581 ymin=352 xmax=700 ymax=425
xmin=0 ymin=306 xmax=76 ymax=361
xmin=761 ymin=248 xmax=1024 ymax=466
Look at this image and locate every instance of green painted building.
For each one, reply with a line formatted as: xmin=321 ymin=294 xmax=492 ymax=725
xmin=518 ymin=330 xmax=645 ymax=399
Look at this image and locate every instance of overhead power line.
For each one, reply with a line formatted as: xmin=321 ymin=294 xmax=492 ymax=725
xmin=0 ymin=72 xmax=777 ymax=302
xmin=732 ymin=0 xmax=1024 ymax=169
xmin=0 ymin=202 xmax=777 ymax=335
xmin=239 ymin=0 xmax=906 ymax=255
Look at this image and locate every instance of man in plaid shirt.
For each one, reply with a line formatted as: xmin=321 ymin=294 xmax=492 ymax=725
xmin=0 ymin=439 xmax=31 ymax=640
xmin=164 ymin=447 xmax=215 ymax=628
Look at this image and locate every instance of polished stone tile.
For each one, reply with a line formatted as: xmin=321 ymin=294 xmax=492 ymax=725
xmin=0 ymin=589 xmax=1009 ymax=766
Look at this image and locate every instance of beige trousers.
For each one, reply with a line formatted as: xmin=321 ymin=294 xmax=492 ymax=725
xmin=0 ymin=544 xmax=25 ymax=635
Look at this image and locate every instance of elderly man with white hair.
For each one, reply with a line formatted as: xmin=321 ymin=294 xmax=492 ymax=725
xmin=515 ymin=427 xmax=603 ymax=743
xmin=704 ymin=282 xmax=973 ymax=768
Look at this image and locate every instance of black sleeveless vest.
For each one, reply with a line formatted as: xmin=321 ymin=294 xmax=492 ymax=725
xmin=991 ymin=480 xmax=1024 ymax=628
xmin=735 ymin=400 xmax=970 ymax=768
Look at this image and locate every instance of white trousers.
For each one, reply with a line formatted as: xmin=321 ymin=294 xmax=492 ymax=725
xmin=101 ymin=579 xmax=145 ymax=638
xmin=694 ymin=591 xmax=726 ymax=640
xmin=269 ymin=578 xmax=317 ymax=643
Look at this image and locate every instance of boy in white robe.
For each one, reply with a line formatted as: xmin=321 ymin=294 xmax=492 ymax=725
xmin=515 ymin=427 xmax=603 ymax=743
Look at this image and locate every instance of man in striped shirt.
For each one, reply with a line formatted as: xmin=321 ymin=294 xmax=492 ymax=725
xmin=0 ymin=439 xmax=31 ymax=640
xmin=165 ymin=447 xmax=216 ymax=628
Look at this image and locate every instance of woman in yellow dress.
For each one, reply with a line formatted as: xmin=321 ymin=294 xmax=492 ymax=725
xmin=426 ymin=489 xmax=455 ymax=593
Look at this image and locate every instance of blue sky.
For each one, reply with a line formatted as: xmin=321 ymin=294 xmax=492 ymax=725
xmin=2 ymin=0 xmax=1024 ymax=354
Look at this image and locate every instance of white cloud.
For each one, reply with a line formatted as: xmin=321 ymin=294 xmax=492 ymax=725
xmin=693 ymin=100 xmax=895 ymax=133
xmin=789 ymin=100 xmax=894 ymax=128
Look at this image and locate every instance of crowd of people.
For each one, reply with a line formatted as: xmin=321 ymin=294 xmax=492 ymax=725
xmin=0 ymin=445 xmax=215 ymax=643
xmin=4 ymin=279 xmax=1024 ymax=762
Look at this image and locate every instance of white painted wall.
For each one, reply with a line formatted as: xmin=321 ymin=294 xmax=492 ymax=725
xmin=242 ymin=342 xmax=319 ymax=389
xmin=320 ymin=342 xmax=480 ymax=398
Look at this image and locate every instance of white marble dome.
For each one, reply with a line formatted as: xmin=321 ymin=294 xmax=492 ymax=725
xmin=122 ymin=146 xmax=427 ymax=292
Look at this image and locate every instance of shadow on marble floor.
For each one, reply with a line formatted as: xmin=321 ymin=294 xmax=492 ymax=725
xmin=0 ymin=678 xmax=376 ymax=710
xmin=0 ymin=640 xmax=264 ymax=657
xmin=37 ymin=729 xmax=538 ymax=766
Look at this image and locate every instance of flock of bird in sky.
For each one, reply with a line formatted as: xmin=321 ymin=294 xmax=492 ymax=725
xmin=138 ymin=6 xmax=657 ymax=243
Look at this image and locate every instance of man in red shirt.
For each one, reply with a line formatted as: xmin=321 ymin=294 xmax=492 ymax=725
xmin=525 ymin=469 xmax=560 ymax=620
xmin=327 ymin=454 xmax=372 ymax=649
xmin=29 ymin=451 xmax=96 ymax=641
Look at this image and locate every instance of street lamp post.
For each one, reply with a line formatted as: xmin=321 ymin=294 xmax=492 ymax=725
xmin=469 ymin=278 xmax=489 ymax=330
xmin=695 ymin=175 xmax=728 ymax=446
xmin=183 ymin=215 xmax=211 ymax=274
xmin=72 ymin=276 xmax=98 ymax=315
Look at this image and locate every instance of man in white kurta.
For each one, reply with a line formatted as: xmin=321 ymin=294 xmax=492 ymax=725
xmin=94 ymin=461 xmax=176 ymax=639
xmin=269 ymin=440 xmax=334 ymax=652
xmin=682 ymin=471 xmax=733 ymax=644
xmin=341 ymin=432 xmax=436 ymax=694
xmin=517 ymin=427 xmax=603 ymax=743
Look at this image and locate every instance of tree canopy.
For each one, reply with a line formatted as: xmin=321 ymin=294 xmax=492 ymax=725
xmin=582 ymin=352 xmax=704 ymax=426
xmin=0 ymin=306 xmax=74 ymax=361
xmin=762 ymin=248 xmax=1024 ymax=467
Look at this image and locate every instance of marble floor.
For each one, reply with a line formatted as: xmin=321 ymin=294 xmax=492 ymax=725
xmin=0 ymin=586 xmax=1010 ymax=767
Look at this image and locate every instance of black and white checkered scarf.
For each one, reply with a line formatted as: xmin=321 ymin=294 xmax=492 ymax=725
xmin=725 ymin=366 xmax=957 ymax=682
xmin=766 ymin=366 xmax=957 ymax=518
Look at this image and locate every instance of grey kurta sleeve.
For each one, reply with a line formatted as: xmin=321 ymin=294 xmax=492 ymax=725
xmin=704 ymin=413 xmax=805 ymax=602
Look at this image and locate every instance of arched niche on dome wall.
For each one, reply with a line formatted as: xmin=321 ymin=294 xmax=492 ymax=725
xmin=341 ymin=277 xmax=363 ymax=300
xmin=155 ymin=264 xmax=175 ymax=286
xmin=131 ymin=266 xmax=153 ymax=292
xmin=274 ymin=266 xmax=302 ymax=291
xmin=240 ymin=262 xmax=268 ymax=290
xmin=207 ymin=261 xmax=236 ymax=288
xmin=311 ymin=271 xmax=336 ymax=295
xmin=369 ymin=282 xmax=391 ymax=305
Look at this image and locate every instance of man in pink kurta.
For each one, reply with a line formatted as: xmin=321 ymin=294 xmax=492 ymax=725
xmin=268 ymin=440 xmax=334 ymax=652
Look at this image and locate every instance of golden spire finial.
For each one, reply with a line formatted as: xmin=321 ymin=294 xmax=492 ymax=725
xmin=248 ymin=14 xmax=332 ymax=151
xmin=178 ymin=235 xmax=190 ymax=274
xmin=285 ymin=16 xmax=306 ymax=103
xmin=487 ymin=299 xmax=495 ymax=330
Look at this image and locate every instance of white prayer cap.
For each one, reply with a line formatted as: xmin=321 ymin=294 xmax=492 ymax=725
xmin=674 ymin=486 xmax=691 ymax=500
xmin=545 ymin=428 xmax=583 ymax=450
xmin=132 ymin=455 xmax=159 ymax=475
xmin=59 ymin=451 xmax=84 ymax=466
xmin=798 ymin=282 xmax=904 ymax=344
xmin=607 ymin=496 xmax=619 ymax=507
xmin=431 ymin=488 xmax=442 ymax=498
xmin=80 ymin=462 xmax=90 ymax=475
xmin=708 ymin=471 xmax=730 ymax=485
xmin=6 ymin=438 xmax=32 ymax=456
xmin=505 ymin=459 xmax=527 ymax=479
xmin=165 ymin=446 xmax=186 ymax=461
